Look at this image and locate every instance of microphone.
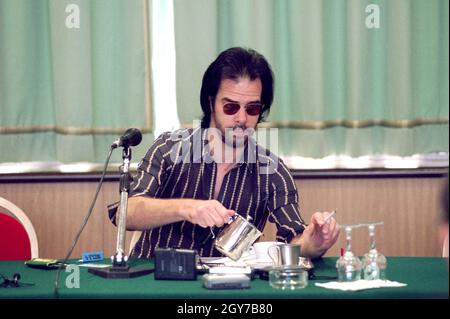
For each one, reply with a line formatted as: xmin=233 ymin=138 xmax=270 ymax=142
xmin=89 ymin=126 xmax=153 ymax=279
xmin=111 ymin=128 xmax=142 ymax=149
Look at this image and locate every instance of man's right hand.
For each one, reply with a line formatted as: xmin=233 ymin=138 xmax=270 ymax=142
xmin=183 ymin=199 xmax=236 ymax=228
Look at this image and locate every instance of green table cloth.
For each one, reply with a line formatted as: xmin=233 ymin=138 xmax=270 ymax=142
xmin=0 ymin=257 xmax=448 ymax=299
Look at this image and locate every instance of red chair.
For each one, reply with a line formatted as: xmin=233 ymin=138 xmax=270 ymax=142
xmin=0 ymin=197 xmax=39 ymax=261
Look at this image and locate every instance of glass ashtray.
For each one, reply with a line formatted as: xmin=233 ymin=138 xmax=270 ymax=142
xmin=269 ymin=266 xmax=308 ymax=290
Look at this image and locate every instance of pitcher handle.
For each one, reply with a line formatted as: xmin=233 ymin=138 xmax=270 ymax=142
xmin=227 ymin=214 xmax=238 ymax=224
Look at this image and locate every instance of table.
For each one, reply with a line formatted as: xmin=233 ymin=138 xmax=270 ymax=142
xmin=0 ymin=257 xmax=448 ymax=299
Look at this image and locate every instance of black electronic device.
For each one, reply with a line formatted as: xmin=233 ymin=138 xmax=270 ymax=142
xmin=0 ymin=273 xmax=34 ymax=288
xmin=154 ymin=248 xmax=197 ymax=280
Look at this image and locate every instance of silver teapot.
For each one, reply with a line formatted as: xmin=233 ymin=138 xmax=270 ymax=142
xmin=214 ymin=214 xmax=262 ymax=261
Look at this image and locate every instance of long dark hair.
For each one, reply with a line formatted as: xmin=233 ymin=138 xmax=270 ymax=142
xmin=200 ymin=47 xmax=274 ymax=128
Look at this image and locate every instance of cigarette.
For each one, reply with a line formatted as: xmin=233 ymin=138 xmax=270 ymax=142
xmin=324 ymin=210 xmax=336 ymax=223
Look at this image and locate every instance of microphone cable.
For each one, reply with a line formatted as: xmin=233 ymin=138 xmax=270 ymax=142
xmin=53 ymin=146 xmax=114 ymax=298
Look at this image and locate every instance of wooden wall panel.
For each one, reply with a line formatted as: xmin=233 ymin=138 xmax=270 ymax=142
xmin=0 ymin=174 xmax=446 ymax=259
xmin=261 ymin=177 xmax=444 ymax=257
xmin=0 ymin=181 xmax=132 ymax=259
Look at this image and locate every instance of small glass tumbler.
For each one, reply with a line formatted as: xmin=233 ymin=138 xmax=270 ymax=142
xmin=269 ymin=266 xmax=308 ymax=290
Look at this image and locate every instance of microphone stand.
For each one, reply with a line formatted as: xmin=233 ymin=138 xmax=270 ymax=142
xmin=89 ymin=146 xmax=153 ymax=278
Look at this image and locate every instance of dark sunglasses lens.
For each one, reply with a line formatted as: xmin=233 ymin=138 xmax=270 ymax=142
xmin=246 ymin=104 xmax=262 ymax=116
xmin=223 ymin=103 xmax=240 ymax=115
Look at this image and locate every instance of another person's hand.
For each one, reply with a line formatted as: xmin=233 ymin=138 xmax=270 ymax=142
xmin=300 ymin=211 xmax=340 ymax=258
xmin=184 ymin=199 xmax=235 ymax=228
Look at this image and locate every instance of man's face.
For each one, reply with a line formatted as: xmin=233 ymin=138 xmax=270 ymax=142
xmin=209 ymin=77 xmax=262 ymax=148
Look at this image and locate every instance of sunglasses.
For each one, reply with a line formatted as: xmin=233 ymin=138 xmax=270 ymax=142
xmin=222 ymin=102 xmax=263 ymax=116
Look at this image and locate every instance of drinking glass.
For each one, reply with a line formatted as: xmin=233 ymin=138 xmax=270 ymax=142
xmin=336 ymin=224 xmax=362 ymax=282
xmin=361 ymin=222 xmax=387 ymax=280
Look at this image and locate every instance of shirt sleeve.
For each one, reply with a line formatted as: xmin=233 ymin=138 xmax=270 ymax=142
xmin=265 ymin=159 xmax=306 ymax=243
xmin=107 ymin=132 xmax=173 ymax=226
xmin=129 ymin=132 xmax=172 ymax=198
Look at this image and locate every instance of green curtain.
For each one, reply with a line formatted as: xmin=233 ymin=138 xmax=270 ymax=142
xmin=0 ymin=0 xmax=153 ymax=164
xmin=174 ymin=0 xmax=449 ymax=158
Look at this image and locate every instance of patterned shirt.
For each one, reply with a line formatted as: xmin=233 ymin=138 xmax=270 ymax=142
xmin=108 ymin=127 xmax=306 ymax=258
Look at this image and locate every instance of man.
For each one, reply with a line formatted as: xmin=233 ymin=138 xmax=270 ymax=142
xmin=109 ymin=47 xmax=339 ymax=259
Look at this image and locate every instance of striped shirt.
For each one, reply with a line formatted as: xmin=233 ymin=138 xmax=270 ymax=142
xmin=108 ymin=127 xmax=306 ymax=258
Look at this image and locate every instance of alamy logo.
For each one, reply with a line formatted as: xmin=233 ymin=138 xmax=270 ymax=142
xmin=65 ymin=265 xmax=80 ymax=288
xmin=168 ymin=126 xmax=279 ymax=175
xmin=65 ymin=4 xmax=80 ymax=29
xmin=365 ymin=4 xmax=380 ymax=29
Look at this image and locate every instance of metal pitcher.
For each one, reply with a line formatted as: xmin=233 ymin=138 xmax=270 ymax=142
xmin=214 ymin=214 xmax=262 ymax=261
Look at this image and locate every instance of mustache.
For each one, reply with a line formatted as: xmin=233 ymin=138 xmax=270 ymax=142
xmin=232 ymin=125 xmax=247 ymax=131
xmin=222 ymin=126 xmax=256 ymax=137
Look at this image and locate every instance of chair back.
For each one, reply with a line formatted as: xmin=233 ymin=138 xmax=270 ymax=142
xmin=0 ymin=197 xmax=39 ymax=260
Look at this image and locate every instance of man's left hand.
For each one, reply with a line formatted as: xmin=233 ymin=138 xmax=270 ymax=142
xmin=297 ymin=212 xmax=340 ymax=259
